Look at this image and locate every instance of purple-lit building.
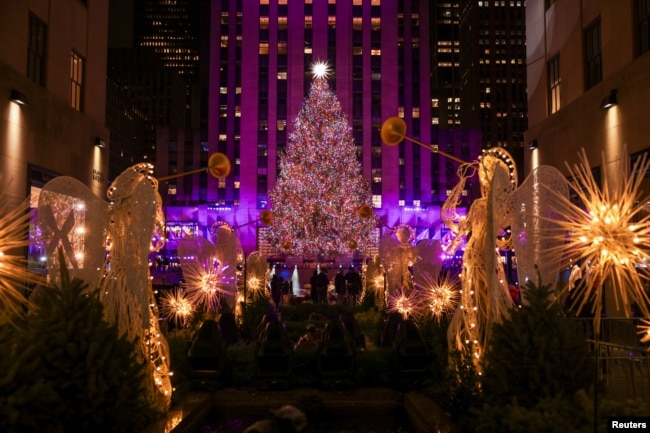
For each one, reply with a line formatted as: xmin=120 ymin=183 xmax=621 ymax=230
xmin=155 ymin=1 xmax=483 ymax=257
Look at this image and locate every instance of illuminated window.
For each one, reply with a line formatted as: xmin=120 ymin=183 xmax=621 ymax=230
xmin=399 ymin=200 xmax=405 ymax=207
xmin=431 ymin=98 xmax=439 ymax=108
xmin=277 ymin=120 xmax=286 ymax=130
xmin=220 ymin=87 xmax=227 ymax=94
xmin=260 ymin=17 xmax=269 ymax=30
xmin=372 ymin=195 xmax=382 ymax=208
xmin=278 ymin=16 xmax=287 ymax=30
xmin=278 ymin=42 xmax=287 ymax=54
xmin=328 ymin=16 xmax=336 ymax=28
xmin=305 ymin=16 xmax=312 ymax=29
xmin=259 ymin=43 xmax=269 ymax=55
xmin=353 ymin=47 xmax=362 ymax=55
xmin=372 ymin=169 xmax=382 ymax=183
xmin=548 ymin=54 xmax=561 ymax=114
xmin=221 ymin=36 xmax=228 ymax=47
xmin=235 ymin=106 xmax=241 ymax=117
xmin=219 ymin=134 xmax=227 ymax=141
xmin=413 ymin=108 xmax=420 ymax=118
xmin=371 ymin=49 xmax=381 ymax=56
xmin=432 ymin=118 xmax=439 ymax=125
xmin=353 ymin=17 xmax=363 ymax=30
xmin=70 ymin=51 xmax=84 ymax=111
xmin=277 ymin=72 xmax=287 ymax=79
xmin=371 ymin=17 xmax=381 ymax=30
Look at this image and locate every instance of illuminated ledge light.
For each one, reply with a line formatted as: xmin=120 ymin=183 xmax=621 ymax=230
xmin=207 ymin=205 xmax=232 ymax=211
xmin=404 ymin=206 xmax=428 ymax=211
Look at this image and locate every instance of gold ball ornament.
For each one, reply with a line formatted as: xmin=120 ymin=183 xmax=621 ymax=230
xmin=348 ymin=240 xmax=358 ymax=250
xmin=260 ymin=210 xmax=274 ymax=226
xmin=282 ymin=241 xmax=291 ymax=250
xmin=358 ymin=204 xmax=373 ymax=219
xmin=380 ymin=116 xmax=407 ymax=146
xmin=207 ymin=152 xmax=231 ymax=179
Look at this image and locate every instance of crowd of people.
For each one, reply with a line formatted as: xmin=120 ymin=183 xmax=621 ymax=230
xmin=308 ymin=266 xmax=361 ymax=306
xmin=267 ymin=266 xmax=363 ymax=311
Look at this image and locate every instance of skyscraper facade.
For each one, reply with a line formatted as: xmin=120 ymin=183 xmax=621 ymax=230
xmin=459 ymin=0 xmax=528 ymax=174
xmin=204 ymin=0 xmax=482 ymax=254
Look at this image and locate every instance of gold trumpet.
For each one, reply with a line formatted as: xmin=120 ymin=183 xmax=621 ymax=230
xmin=380 ymin=116 xmax=468 ymax=164
xmin=158 ymin=152 xmax=231 ymax=181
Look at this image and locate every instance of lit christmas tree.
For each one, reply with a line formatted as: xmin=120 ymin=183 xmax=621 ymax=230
xmin=266 ymin=62 xmax=376 ymax=256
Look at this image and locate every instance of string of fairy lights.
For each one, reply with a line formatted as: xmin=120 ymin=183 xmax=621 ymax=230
xmin=265 ymin=62 xmax=376 ymax=257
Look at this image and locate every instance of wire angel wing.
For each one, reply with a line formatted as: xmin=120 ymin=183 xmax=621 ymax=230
xmin=508 ymin=165 xmax=570 ymax=292
xmin=37 ymin=176 xmax=109 ymax=288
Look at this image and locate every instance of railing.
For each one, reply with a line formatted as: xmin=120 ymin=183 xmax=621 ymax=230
xmin=569 ymin=318 xmax=650 ymax=402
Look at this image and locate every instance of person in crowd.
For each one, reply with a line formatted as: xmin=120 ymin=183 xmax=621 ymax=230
xmin=334 ymin=269 xmax=347 ymax=304
xmin=316 ymin=269 xmax=329 ymax=304
xmin=270 ymin=273 xmax=284 ymax=311
xmin=345 ymin=266 xmax=362 ymax=306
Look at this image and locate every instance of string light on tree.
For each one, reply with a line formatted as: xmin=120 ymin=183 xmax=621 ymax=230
xmin=266 ymin=60 xmax=376 ymax=256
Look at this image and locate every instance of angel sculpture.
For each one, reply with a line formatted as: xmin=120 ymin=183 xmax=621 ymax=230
xmin=442 ymin=148 xmax=570 ymax=372
xmin=38 ymin=164 xmax=173 ymax=413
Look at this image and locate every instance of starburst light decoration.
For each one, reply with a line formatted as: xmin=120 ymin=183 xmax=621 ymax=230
xmin=415 ymin=271 xmax=460 ymax=323
xmin=0 ymin=193 xmax=39 ymax=325
xmin=160 ymin=288 xmax=194 ymax=328
xmin=245 ymin=251 xmax=270 ymax=301
xmin=544 ymin=149 xmax=650 ymax=327
xmin=386 ymin=285 xmax=424 ymax=320
xmin=311 ymin=60 xmax=330 ymax=79
xmin=183 ymin=258 xmax=236 ymax=315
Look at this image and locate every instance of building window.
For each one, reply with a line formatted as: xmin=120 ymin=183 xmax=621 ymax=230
xmin=372 ymin=195 xmax=382 ymax=208
xmin=27 ymin=13 xmax=47 ymax=86
xmin=637 ymin=0 xmax=650 ymax=56
xmin=584 ymin=18 xmax=602 ymax=90
xmin=547 ymin=55 xmax=561 ymax=115
xmin=259 ymin=43 xmax=269 ymax=55
xmin=70 ymin=51 xmax=84 ymax=111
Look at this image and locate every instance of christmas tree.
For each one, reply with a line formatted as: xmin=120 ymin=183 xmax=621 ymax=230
xmin=266 ymin=62 xmax=376 ymax=256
